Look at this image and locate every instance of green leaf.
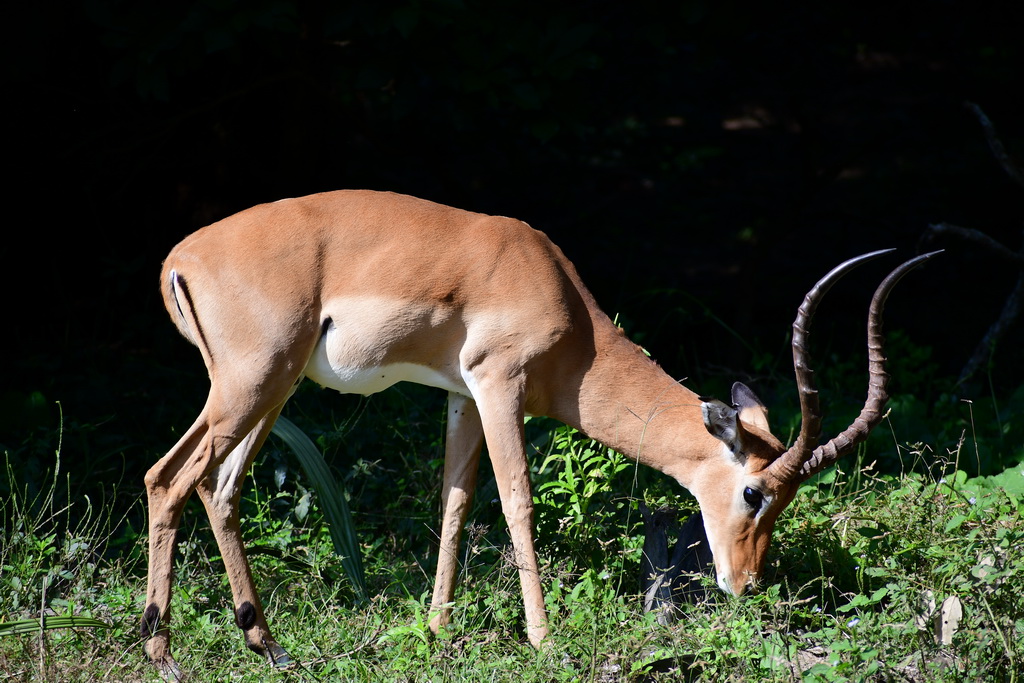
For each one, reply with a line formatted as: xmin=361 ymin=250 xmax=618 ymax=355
xmin=943 ymin=514 xmax=968 ymax=533
xmin=271 ymin=415 xmax=367 ymax=602
xmin=0 ymin=616 xmax=112 ymax=636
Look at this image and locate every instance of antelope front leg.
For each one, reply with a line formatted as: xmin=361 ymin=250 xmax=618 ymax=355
xmin=473 ymin=376 xmax=549 ymax=648
xmin=196 ymin=406 xmax=291 ymax=666
xmin=429 ymin=393 xmax=484 ymax=634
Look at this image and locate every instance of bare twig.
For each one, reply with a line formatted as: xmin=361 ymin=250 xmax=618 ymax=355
xmin=958 ymin=273 xmax=1024 ymax=385
xmin=923 ymin=104 xmax=1024 ymax=384
xmin=39 ymin=576 xmax=46 ymax=676
xmin=926 ymin=223 xmax=1024 ymax=266
xmin=965 ymin=101 xmax=1024 ymax=190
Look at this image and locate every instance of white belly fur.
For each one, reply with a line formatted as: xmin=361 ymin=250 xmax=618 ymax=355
xmin=304 ymin=328 xmax=468 ymax=397
xmin=306 ymin=357 xmax=468 ymax=396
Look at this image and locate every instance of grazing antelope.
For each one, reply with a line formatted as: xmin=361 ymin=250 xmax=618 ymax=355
xmin=143 ymin=189 xmax=935 ymax=677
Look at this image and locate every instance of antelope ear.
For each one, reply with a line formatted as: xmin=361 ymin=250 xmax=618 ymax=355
xmin=732 ymin=382 xmax=770 ymax=432
xmin=701 ymin=398 xmax=743 ymax=455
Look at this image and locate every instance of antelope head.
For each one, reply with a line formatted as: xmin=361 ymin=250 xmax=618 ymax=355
xmin=684 ymin=250 xmax=939 ymax=595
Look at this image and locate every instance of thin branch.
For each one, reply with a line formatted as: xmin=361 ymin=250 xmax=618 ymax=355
xmin=926 ymin=223 xmax=1024 ymax=266
xmin=958 ymin=273 xmax=1024 ymax=385
xmin=965 ymin=101 xmax=1024 ymax=190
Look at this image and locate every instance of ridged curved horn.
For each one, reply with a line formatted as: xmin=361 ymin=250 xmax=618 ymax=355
xmin=766 ymin=249 xmax=895 ymax=481
xmin=769 ymin=250 xmax=941 ymax=483
xmin=795 ymin=251 xmax=942 ymax=480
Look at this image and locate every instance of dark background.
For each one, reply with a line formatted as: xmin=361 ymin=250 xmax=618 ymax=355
xmin=3 ymin=1 xmax=1022 ymax=482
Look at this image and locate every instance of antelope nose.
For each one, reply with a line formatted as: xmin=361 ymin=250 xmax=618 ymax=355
xmin=718 ymin=573 xmax=754 ymax=597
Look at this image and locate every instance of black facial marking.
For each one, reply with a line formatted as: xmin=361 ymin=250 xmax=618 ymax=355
xmin=235 ymin=601 xmax=258 ymax=631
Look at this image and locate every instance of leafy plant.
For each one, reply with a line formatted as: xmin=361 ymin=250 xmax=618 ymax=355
xmin=533 ymin=423 xmax=640 ymax=577
xmin=3 ymin=329 xmax=1023 ymax=680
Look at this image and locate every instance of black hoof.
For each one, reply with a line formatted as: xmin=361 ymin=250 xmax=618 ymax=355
xmin=151 ymin=654 xmax=184 ymax=682
xmin=265 ymin=642 xmax=293 ymax=668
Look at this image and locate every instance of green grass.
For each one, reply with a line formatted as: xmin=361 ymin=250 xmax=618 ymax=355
xmin=2 ymin=379 xmax=1023 ymax=681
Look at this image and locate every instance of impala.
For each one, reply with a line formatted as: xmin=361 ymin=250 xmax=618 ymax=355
xmin=143 ymin=189 xmax=935 ymax=677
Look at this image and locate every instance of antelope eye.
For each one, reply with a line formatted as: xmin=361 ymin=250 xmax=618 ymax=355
xmin=743 ymin=487 xmax=764 ymax=512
